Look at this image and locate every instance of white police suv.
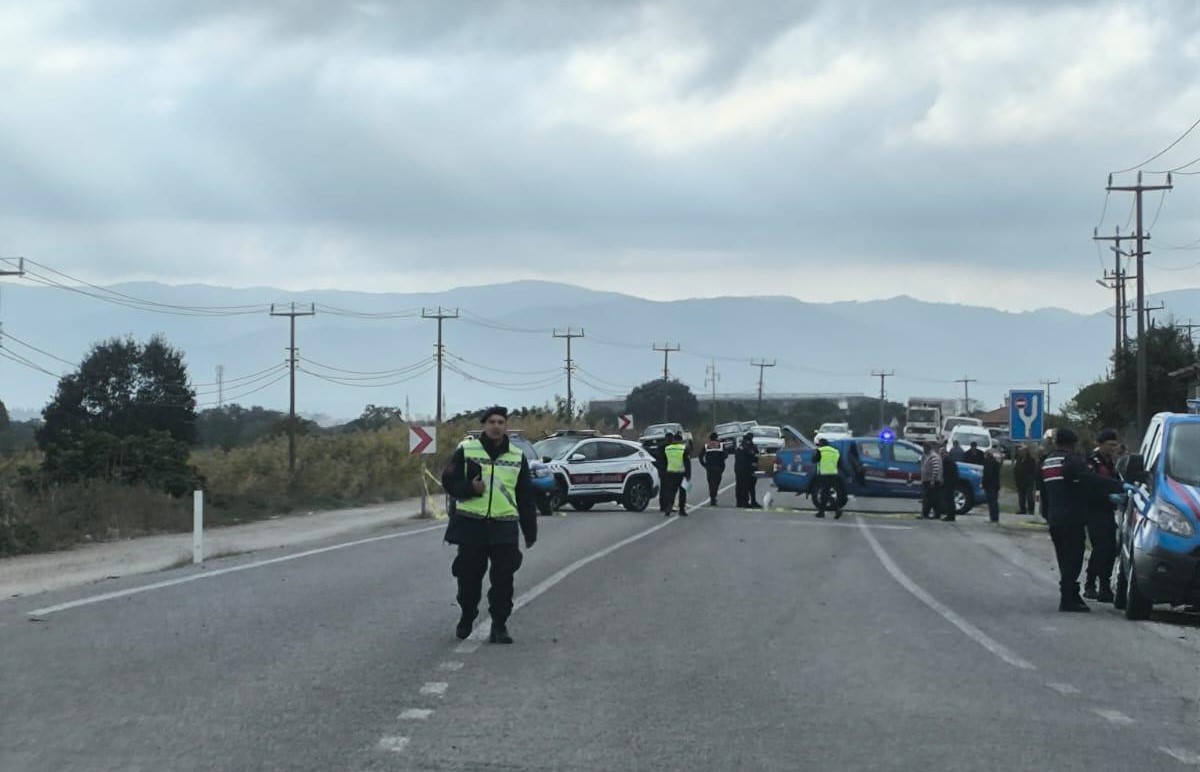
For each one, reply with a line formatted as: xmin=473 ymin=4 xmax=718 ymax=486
xmin=532 ymin=435 xmax=660 ymax=512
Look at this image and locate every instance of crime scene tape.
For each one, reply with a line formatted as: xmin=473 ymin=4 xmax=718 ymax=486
xmin=422 ymin=467 xmax=448 ymax=521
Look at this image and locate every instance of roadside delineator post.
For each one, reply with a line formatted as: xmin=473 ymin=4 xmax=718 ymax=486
xmin=193 ymin=490 xmax=204 ymax=565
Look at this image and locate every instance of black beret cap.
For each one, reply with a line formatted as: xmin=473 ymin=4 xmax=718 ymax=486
xmin=480 ymin=405 xmax=508 ymax=423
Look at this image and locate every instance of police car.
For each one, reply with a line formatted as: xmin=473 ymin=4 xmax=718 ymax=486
xmin=533 ymin=435 xmax=660 ymax=512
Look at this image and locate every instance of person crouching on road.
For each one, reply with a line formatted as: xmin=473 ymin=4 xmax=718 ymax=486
xmin=659 ymin=433 xmax=691 ymax=517
xmin=920 ymin=443 xmax=944 ymax=519
xmin=1040 ymin=428 xmax=1125 ymax=613
xmin=735 ymin=433 xmax=761 ymax=509
xmin=1083 ymin=428 xmax=1122 ymax=603
xmin=441 ymin=406 xmax=538 ymax=644
xmin=940 ymin=447 xmax=960 ymax=521
xmin=700 ymin=431 xmax=726 ymax=507
xmin=982 ymin=449 xmax=1002 ymax=524
xmin=811 ymin=438 xmax=847 ymax=519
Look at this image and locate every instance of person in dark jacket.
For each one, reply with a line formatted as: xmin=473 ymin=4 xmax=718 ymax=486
xmin=940 ymin=447 xmax=961 ymax=521
xmin=441 ymin=406 xmax=538 ymax=644
xmin=1083 ymin=428 xmax=1122 ymax=603
xmin=1039 ymin=428 xmax=1125 ymax=612
xmin=699 ymin=432 xmax=727 ymax=506
xmin=963 ymin=441 xmax=986 ymax=466
xmin=734 ymin=433 xmax=761 ymax=508
xmin=1013 ymin=445 xmax=1038 ymax=515
xmin=982 ymin=450 xmax=1002 ymax=523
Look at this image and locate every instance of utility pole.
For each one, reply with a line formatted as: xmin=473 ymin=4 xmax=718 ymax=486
xmin=1108 ymin=171 xmax=1173 ymax=432
xmin=422 ymin=307 xmax=460 ymax=425
xmin=1145 ymin=301 xmax=1166 ymax=328
xmin=270 ymin=302 xmax=316 ymax=473
xmin=871 ymin=369 xmax=894 ymax=431
xmin=1040 ymin=378 xmax=1061 ymax=417
xmin=1094 ymin=227 xmax=1135 ymax=366
xmin=652 ymin=343 xmax=680 ymax=422
xmin=1177 ymin=319 xmax=1200 ymax=343
xmin=0 ymin=257 xmax=23 ymax=278
xmin=215 ymin=365 xmax=225 ymax=408
xmin=751 ymin=359 xmax=777 ymax=421
xmin=954 ymin=376 xmax=977 ymax=415
xmin=705 ymin=360 xmax=720 ymax=429
xmin=552 ymin=328 xmax=584 ymax=423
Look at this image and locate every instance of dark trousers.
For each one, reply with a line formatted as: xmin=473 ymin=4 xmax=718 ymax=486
xmin=660 ymin=472 xmax=687 ymax=513
xmin=1015 ymin=482 xmax=1035 ymax=514
xmin=986 ymin=489 xmax=1000 ymax=522
xmin=452 ymin=542 xmax=523 ymax=625
xmin=706 ymin=466 xmax=724 ymax=504
xmin=735 ymin=471 xmax=758 ymax=507
xmin=922 ymin=482 xmax=943 ymax=518
xmin=1085 ymin=511 xmax=1118 ymax=587
xmin=1050 ymin=523 xmax=1087 ymax=595
xmin=943 ymin=483 xmax=959 ymax=518
xmin=813 ymin=475 xmax=847 ymax=513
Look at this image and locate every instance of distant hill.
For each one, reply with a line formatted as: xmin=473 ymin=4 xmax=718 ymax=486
xmin=0 ymin=279 xmax=1187 ymax=421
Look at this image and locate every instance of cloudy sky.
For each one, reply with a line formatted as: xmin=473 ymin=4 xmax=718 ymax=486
xmin=3 ymin=0 xmax=1200 ymax=313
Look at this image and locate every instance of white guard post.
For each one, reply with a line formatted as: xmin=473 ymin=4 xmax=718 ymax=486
xmin=193 ymin=490 xmax=204 ymax=565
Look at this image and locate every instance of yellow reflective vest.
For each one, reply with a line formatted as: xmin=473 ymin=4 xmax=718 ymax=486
xmin=456 ymin=437 xmax=523 ymax=520
xmin=664 ymin=443 xmax=687 ymax=474
xmin=816 ymin=445 xmax=841 ymax=476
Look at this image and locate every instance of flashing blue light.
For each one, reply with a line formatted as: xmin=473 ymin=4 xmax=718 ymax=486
xmin=879 ymin=428 xmax=896 ymax=442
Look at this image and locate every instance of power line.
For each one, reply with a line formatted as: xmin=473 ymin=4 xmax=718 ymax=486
xmin=553 ymin=328 xmax=584 ymax=420
xmin=300 ymin=355 xmax=434 ymax=379
xmin=751 ymin=359 xmax=776 ymax=421
xmin=422 ymin=307 xmax=459 ymax=424
xmin=270 ymin=302 xmax=316 ymax=473
xmin=1111 ymin=115 xmax=1200 ymax=175
xmin=652 ymin=343 xmax=681 ymax=422
xmin=871 ymin=369 xmax=895 ymax=430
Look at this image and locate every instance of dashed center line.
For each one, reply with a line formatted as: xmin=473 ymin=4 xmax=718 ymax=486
xmin=399 ymin=709 xmax=434 ymax=720
xmin=378 ymin=736 xmax=410 ymax=753
xmin=420 ymin=682 xmax=448 ymax=697
xmin=438 ymin=660 xmax=465 ymax=671
xmin=1046 ymin=682 xmax=1082 ymax=696
xmin=1161 ymin=747 xmax=1200 ymax=765
xmin=1092 ymin=708 xmax=1136 ymax=726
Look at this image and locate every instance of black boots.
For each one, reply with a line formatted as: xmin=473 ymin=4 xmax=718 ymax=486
xmin=1059 ymin=594 xmax=1091 ymax=613
xmin=455 ymin=610 xmax=477 ymax=640
xmin=1082 ymin=579 xmax=1098 ymax=600
xmin=1097 ymin=584 xmax=1115 ymax=604
xmin=489 ymin=623 xmax=514 ymax=644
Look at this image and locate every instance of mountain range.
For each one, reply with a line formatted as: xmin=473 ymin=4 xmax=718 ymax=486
xmin=2 ymin=279 xmax=1197 ymax=423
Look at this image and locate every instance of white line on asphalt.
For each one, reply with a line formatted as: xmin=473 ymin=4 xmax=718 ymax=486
xmin=454 ymin=639 xmax=483 ymax=654
xmin=464 ymin=481 xmax=740 ymax=643
xmin=1046 ymin=682 xmax=1082 ymax=696
xmin=856 ymin=516 xmax=1036 ymax=671
xmin=438 ymin=661 xmax=464 ymax=671
xmin=27 ymin=523 xmax=447 ymax=618
xmin=419 ymin=682 xmax=448 ymax=697
xmin=1092 ymin=709 xmax=1136 ymax=726
xmin=399 ymin=709 xmax=434 ymax=720
xmin=378 ymin=736 xmax=409 ymax=753
xmin=1161 ymin=747 xmax=1200 ymax=765
xmin=780 ymin=521 xmax=913 ymax=531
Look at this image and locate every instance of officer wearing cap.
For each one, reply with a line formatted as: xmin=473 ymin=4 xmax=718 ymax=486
xmin=441 ymin=406 xmax=538 ymax=644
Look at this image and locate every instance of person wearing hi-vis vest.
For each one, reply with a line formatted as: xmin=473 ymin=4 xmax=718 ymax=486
xmin=440 ymin=406 xmax=538 ymax=644
xmin=810 ymin=438 xmax=847 ymax=519
xmin=659 ymin=433 xmax=692 ymax=517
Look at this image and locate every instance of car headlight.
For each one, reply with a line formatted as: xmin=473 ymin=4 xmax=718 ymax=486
xmin=532 ymin=465 xmax=551 ymax=479
xmin=1147 ymin=500 xmax=1196 ymax=537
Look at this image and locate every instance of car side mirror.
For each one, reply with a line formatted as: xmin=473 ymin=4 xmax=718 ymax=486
xmin=541 ymin=455 xmax=552 ymax=463
xmin=1116 ymin=453 xmax=1146 ymax=484
xmin=569 ymin=453 xmax=587 ymax=463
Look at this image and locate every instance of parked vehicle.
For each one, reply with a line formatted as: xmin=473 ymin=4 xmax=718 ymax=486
xmin=988 ymin=427 xmax=1015 ymax=459
xmin=905 ymin=398 xmax=955 ymax=444
xmin=748 ymin=425 xmax=785 ymax=456
xmin=638 ymin=423 xmax=693 ymax=453
xmin=814 ymin=422 xmax=852 ymax=442
xmin=941 ymin=415 xmax=983 ymax=437
xmin=1114 ymin=412 xmax=1200 ymax=619
xmin=463 ymin=430 xmax=557 ymax=517
xmin=773 ymin=436 xmax=984 ymax=515
xmin=533 ymin=435 xmax=660 ymax=512
xmin=716 ymin=420 xmax=757 ymax=454
xmin=946 ymin=426 xmax=994 ymax=456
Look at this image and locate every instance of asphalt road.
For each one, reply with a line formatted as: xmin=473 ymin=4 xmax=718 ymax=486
xmin=5 ymin=467 xmax=1200 ymax=771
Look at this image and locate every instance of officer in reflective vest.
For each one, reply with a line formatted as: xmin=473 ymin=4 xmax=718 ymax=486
xmin=659 ymin=433 xmax=692 ymax=517
xmin=699 ymin=432 xmax=726 ymax=506
xmin=441 ymin=406 xmax=538 ymax=644
xmin=811 ymin=438 xmax=847 ymax=519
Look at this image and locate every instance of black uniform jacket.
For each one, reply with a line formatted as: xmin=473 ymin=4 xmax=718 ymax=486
xmin=734 ymin=443 xmax=759 ymax=475
xmin=441 ymin=434 xmax=538 ymax=547
xmin=699 ymin=443 xmax=726 ymax=473
xmin=982 ymin=454 xmax=1001 ymax=492
xmin=1038 ymin=450 xmax=1124 ymax=528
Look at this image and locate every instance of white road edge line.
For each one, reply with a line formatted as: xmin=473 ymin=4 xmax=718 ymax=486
xmin=1092 ymin=708 xmax=1136 ymax=726
xmin=399 ymin=709 xmax=434 ymax=720
xmin=1161 ymin=747 xmax=1200 ymax=765
xmin=855 ymin=516 xmax=1036 ymax=671
xmin=28 ymin=523 xmax=446 ymax=618
xmin=465 ymin=481 xmax=740 ymax=643
xmin=1046 ymin=682 xmax=1082 ymax=696
xmin=780 ymin=521 xmax=913 ymax=531
xmin=419 ymin=682 xmax=448 ymax=697
xmin=438 ymin=661 xmax=464 ymax=671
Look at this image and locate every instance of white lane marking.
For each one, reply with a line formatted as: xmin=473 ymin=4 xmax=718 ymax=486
xmin=419 ymin=682 xmax=448 ymax=697
xmin=780 ymin=521 xmax=913 ymax=531
xmin=399 ymin=709 xmax=434 ymax=720
xmin=378 ymin=736 xmax=410 ymax=753
xmin=856 ymin=516 xmax=1036 ymax=671
xmin=1046 ymin=682 xmax=1082 ymax=696
xmin=1161 ymin=747 xmax=1200 ymax=765
xmin=27 ymin=523 xmax=446 ymax=618
xmin=463 ymin=481 xmax=740 ymax=644
xmin=454 ymin=639 xmax=483 ymax=654
xmin=438 ymin=661 xmax=464 ymax=671
xmin=1092 ymin=709 xmax=1136 ymax=726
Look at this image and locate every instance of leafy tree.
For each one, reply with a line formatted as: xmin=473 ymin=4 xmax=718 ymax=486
xmin=0 ymin=398 xmax=8 ymax=432
xmin=197 ymin=405 xmax=290 ymax=449
xmin=625 ymin=379 xmax=699 ymax=427
xmin=346 ymin=404 xmax=405 ymax=432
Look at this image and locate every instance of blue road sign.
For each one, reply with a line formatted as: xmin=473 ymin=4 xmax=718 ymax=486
xmin=1009 ymin=390 xmax=1045 ymax=441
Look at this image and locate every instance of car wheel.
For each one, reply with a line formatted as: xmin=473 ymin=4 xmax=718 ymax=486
xmin=1124 ymin=558 xmax=1153 ymax=621
xmin=1113 ymin=547 xmax=1128 ymax=611
xmin=536 ymin=493 xmax=554 ymax=518
xmin=570 ymin=500 xmax=594 ymax=512
xmin=954 ymin=483 xmax=973 ymax=515
xmin=623 ymin=478 xmax=652 ymax=512
xmin=551 ymin=480 xmax=569 ymax=511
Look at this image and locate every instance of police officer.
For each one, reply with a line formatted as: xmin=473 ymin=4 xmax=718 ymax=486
xmin=811 ymin=438 xmax=847 ymax=519
xmin=441 ymin=406 xmax=538 ymax=644
xmin=735 ymin=433 xmax=761 ymax=509
xmin=1083 ymin=428 xmax=1122 ymax=603
xmin=1039 ymin=428 xmax=1125 ymax=612
xmin=659 ymin=432 xmax=691 ymax=517
xmin=940 ymin=446 xmax=961 ymax=522
xmin=699 ymin=431 xmax=726 ymax=506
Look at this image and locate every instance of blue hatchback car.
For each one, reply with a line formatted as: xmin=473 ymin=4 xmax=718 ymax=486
xmin=466 ymin=431 xmax=557 ymax=516
xmin=1115 ymin=412 xmax=1200 ymax=619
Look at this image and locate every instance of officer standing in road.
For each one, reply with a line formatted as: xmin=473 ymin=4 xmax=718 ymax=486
xmin=735 ymin=433 xmax=761 ymax=509
xmin=920 ymin=442 xmax=944 ymax=519
xmin=940 ymin=446 xmax=960 ymax=521
xmin=659 ymin=432 xmax=692 ymax=517
xmin=1013 ymin=445 xmax=1038 ymax=515
xmin=1083 ymin=428 xmax=1122 ymax=603
xmin=1039 ymin=428 xmax=1125 ymax=612
xmin=699 ymin=431 xmax=726 ymax=507
xmin=441 ymin=406 xmax=538 ymax=644
xmin=810 ymin=438 xmax=847 ymax=519
xmin=982 ymin=449 xmax=1002 ymax=523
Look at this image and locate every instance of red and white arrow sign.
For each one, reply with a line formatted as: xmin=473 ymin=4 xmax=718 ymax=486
xmin=410 ymin=426 xmax=437 ymax=455
xmin=618 ymin=414 xmax=633 ymax=432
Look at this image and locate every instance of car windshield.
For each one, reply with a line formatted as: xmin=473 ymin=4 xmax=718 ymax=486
xmin=508 ymin=435 xmax=538 ymax=461
xmin=533 ymin=437 xmax=580 ymax=460
xmin=818 ymin=424 xmax=847 ymax=433
xmin=955 ymin=432 xmax=991 ymax=447
xmin=644 ymin=425 xmax=677 ymax=436
xmin=751 ymin=427 xmax=781 ymax=438
xmin=908 ymin=409 xmax=937 ymax=423
xmin=944 ymin=418 xmax=979 ymax=432
xmin=1166 ymin=423 xmax=1200 ymax=487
